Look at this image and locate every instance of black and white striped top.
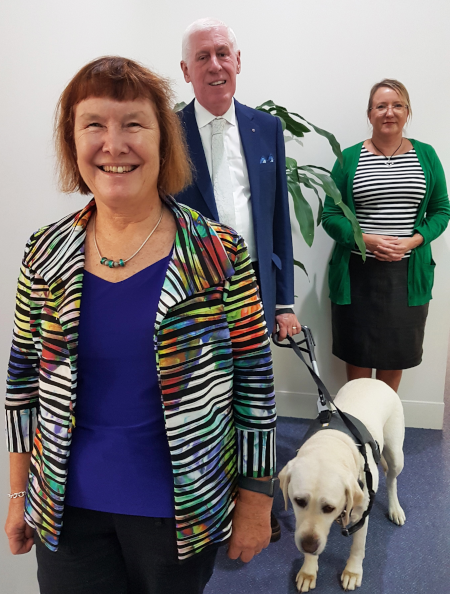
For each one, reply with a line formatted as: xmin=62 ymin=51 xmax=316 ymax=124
xmin=352 ymin=146 xmax=426 ymax=257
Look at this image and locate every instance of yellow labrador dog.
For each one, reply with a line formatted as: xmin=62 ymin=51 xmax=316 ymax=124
xmin=279 ymin=379 xmax=405 ymax=592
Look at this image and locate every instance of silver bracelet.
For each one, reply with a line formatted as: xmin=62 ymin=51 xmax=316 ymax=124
xmin=8 ymin=491 xmax=26 ymax=499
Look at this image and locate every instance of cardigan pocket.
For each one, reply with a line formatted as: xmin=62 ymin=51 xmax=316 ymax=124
xmin=420 ymin=259 xmax=436 ymax=301
xmin=408 ymin=247 xmax=435 ymax=305
xmin=328 ymin=261 xmax=343 ymax=304
xmin=328 ymin=252 xmax=352 ymax=305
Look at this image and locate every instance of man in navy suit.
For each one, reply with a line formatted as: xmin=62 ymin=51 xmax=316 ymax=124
xmin=176 ymin=18 xmax=300 ymax=340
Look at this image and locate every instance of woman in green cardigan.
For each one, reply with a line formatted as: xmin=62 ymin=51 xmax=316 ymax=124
xmin=322 ymin=79 xmax=450 ymax=392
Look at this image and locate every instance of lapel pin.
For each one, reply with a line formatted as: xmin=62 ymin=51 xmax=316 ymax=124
xmin=260 ymin=157 xmax=267 ymax=164
xmin=252 ymin=128 xmax=255 ymax=132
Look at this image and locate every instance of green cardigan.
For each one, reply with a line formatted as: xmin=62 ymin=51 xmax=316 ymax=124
xmin=322 ymin=139 xmax=450 ymax=306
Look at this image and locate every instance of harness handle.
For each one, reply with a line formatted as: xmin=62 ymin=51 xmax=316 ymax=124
xmin=272 ymin=330 xmax=336 ymax=421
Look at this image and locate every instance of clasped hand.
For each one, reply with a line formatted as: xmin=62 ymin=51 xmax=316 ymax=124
xmin=363 ymin=233 xmax=422 ymax=261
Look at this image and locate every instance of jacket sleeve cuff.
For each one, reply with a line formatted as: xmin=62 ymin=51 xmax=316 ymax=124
xmin=5 ymin=407 xmax=37 ymax=453
xmin=236 ymin=428 xmax=276 ymax=477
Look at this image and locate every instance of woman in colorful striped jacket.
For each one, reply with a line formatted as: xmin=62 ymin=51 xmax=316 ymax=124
xmin=4 ymin=57 xmax=277 ymax=594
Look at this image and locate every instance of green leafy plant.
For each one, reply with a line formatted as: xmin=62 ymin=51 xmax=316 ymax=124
xmin=255 ymin=101 xmax=366 ymax=274
xmin=174 ymin=100 xmax=366 ymax=273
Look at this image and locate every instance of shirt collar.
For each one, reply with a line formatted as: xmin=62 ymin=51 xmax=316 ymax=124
xmin=194 ymin=98 xmax=236 ymax=129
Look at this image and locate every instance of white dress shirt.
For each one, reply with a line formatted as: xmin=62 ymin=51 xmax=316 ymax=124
xmin=194 ymin=99 xmax=257 ymax=262
xmin=194 ymin=99 xmax=293 ymax=311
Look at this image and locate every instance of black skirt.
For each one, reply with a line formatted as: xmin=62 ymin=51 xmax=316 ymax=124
xmin=331 ymin=253 xmax=429 ymax=370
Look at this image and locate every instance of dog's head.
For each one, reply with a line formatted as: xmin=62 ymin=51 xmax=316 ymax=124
xmin=279 ymin=452 xmax=365 ymax=556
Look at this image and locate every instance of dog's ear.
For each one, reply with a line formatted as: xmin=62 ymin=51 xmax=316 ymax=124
xmin=278 ymin=459 xmax=295 ymax=511
xmin=343 ymin=476 xmax=365 ymax=528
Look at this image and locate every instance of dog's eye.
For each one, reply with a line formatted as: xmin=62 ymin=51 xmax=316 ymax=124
xmin=322 ymin=505 xmax=335 ymax=514
xmin=294 ymin=498 xmax=307 ymax=508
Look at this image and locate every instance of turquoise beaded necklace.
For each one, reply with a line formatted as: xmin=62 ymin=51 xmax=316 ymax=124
xmin=93 ymin=207 xmax=164 ymax=268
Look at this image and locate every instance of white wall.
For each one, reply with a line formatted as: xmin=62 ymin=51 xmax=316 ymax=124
xmin=1 ymin=1 xmax=449 ymax=591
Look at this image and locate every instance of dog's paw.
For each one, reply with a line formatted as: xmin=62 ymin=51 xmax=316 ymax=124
xmin=341 ymin=568 xmax=362 ymax=591
xmin=296 ymin=570 xmax=317 ymax=592
xmin=388 ymin=503 xmax=406 ymax=526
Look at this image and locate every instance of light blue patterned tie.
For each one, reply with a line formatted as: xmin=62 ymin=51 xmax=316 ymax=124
xmin=211 ymin=118 xmax=236 ymax=229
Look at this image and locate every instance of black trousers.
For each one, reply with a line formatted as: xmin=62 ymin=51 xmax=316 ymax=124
xmin=35 ymin=506 xmax=218 ymax=594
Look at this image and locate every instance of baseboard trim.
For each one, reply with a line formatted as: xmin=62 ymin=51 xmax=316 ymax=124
xmin=276 ymin=391 xmax=444 ymax=430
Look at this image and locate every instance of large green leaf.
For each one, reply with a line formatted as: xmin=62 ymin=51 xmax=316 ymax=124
xmin=287 ymin=180 xmax=315 ymax=247
xmin=256 ymin=100 xmax=311 ymax=138
xmin=285 ymin=135 xmax=304 ymax=147
xmin=339 ymin=202 xmax=366 ymax=257
xmin=294 ymin=258 xmax=309 ymax=278
xmin=256 ymin=100 xmax=343 ymax=166
xmin=302 ymin=164 xmax=332 ymax=174
xmin=277 ymin=115 xmax=287 ymax=131
xmin=295 ymin=116 xmax=343 ymax=167
xmin=297 ymin=172 xmax=322 ymax=200
xmin=298 ymin=166 xmax=341 ymax=201
xmin=296 ymin=173 xmax=324 ymax=225
xmin=285 ymin=156 xmax=299 ymax=173
xmin=298 ymin=166 xmax=366 ymax=258
xmin=316 ymin=196 xmax=324 ymax=226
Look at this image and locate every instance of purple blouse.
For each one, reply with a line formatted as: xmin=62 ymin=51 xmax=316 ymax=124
xmin=65 ymin=253 xmax=174 ymax=517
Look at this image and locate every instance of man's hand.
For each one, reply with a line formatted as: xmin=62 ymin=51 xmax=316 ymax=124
xmin=227 ymin=487 xmax=272 ymax=563
xmin=5 ymin=499 xmax=34 ymax=555
xmin=274 ymin=313 xmax=301 ymax=341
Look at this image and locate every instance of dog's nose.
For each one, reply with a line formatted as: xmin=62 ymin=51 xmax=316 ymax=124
xmin=301 ymin=535 xmax=319 ymax=554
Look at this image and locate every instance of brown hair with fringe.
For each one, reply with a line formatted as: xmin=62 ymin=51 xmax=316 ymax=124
xmin=55 ymin=56 xmax=192 ymax=196
xmin=367 ymin=78 xmax=412 ymax=122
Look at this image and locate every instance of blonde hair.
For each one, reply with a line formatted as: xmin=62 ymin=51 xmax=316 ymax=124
xmin=367 ymin=78 xmax=412 ymax=121
xmin=55 ymin=56 xmax=192 ymax=196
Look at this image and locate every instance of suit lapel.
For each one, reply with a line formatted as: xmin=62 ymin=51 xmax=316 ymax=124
xmin=235 ymin=100 xmax=262 ymax=256
xmin=181 ymin=101 xmax=219 ymax=220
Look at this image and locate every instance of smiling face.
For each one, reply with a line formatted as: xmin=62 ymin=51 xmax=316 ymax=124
xmin=180 ymin=26 xmax=241 ymax=116
xmin=73 ymin=97 xmax=161 ymax=208
xmin=368 ymin=87 xmax=409 ymax=139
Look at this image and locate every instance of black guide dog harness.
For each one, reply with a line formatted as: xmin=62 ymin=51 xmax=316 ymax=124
xmin=274 ymin=331 xmax=381 ymax=537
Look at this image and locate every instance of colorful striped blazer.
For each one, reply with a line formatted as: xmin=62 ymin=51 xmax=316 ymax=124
xmin=5 ymin=197 xmax=276 ymax=559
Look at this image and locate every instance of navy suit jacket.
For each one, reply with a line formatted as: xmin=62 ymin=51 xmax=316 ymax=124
xmin=175 ymin=99 xmax=294 ymax=331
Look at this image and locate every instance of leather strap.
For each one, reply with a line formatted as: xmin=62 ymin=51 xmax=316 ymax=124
xmin=238 ymin=476 xmax=279 ymax=497
xmin=275 ymin=307 xmax=294 ymax=316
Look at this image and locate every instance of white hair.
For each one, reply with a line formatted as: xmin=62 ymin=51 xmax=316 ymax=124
xmin=181 ymin=18 xmax=239 ymax=63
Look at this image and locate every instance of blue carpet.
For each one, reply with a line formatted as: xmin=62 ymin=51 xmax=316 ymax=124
xmin=205 ymin=416 xmax=450 ymax=594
